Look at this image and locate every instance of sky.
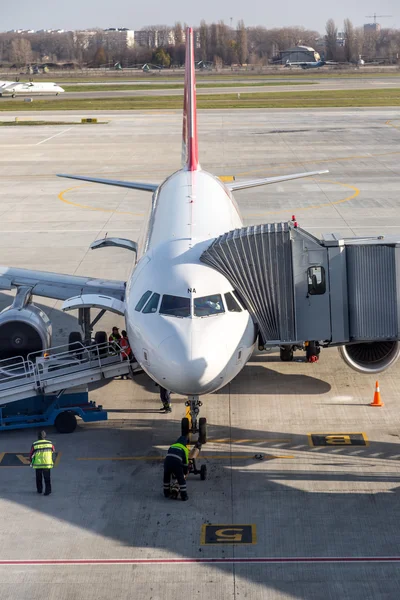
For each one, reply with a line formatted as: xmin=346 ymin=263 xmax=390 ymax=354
xmin=1 ymin=0 xmax=399 ymax=33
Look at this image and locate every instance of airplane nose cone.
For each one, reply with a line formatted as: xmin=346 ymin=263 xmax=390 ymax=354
xmin=157 ymin=334 xmax=227 ymax=395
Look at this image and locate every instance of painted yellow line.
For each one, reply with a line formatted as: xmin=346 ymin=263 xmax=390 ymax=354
xmin=234 ymin=149 xmax=400 ymax=179
xmin=210 ymin=438 xmax=292 ymax=443
xmin=58 ymin=185 xmax=144 ymax=216
xmin=77 ymin=454 xmax=294 ymax=461
xmin=59 ymin=178 xmax=358 ymax=220
xmin=0 ymin=452 xmax=5 ymax=465
xmin=386 ymin=119 xmax=400 ymax=130
xmin=218 ymin=175 xmax=235 ymax=182
xmin=246 ymin=179 xmax=359 ymax=217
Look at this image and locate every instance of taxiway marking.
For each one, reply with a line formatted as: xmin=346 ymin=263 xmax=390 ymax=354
xmin=1 ymin=556 xmax=400 ymax=566
xmin=58 ymin=179 xmax=359 ymax=217
xmin=36 ymin=128 xmax=72 ymax=145
xmin=248 ymin=179 xmax=360 ymax=217
xmin=235 ymin=148 xmax=400 ymax=179
xmin=385 ymin=119 xmax=400 ymax=130
xmin=58 ymin=185 xmax=144 ymax=216
xmin=210 ymin=438 xmax=292 ymax=443
xmin=76 ymin=454 xmax=294 ymax=461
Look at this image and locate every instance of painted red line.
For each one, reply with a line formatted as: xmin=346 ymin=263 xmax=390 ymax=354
xmin=1 ymin=557 xmax=400 ymax=566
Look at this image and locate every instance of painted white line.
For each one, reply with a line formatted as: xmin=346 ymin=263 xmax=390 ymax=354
xmin=1 ymin=556 xmax=400 ymax=566
xmin=0 ymin=229 xmax=140 ymax=233
xmin=36 ymin=128 xmax=72 ymax=146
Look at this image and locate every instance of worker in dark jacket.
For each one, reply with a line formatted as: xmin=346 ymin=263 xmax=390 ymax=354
xmin=30 ymin=430 xmax=55 ymax=496
xmin=159 ymin=386 xmax=172 ymax=412
xmin=163 ymin=435 xmax=189 ymax=501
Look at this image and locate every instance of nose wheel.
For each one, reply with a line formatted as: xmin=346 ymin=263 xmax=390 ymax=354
xmin=181 ymin=395 xmax=207 ymax=444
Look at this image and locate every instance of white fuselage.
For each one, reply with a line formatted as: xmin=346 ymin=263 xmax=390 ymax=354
xmin=125 ymin=169 xmax=256 ymax=396
xmin=0 ymin=81 xmax=64 ymax=96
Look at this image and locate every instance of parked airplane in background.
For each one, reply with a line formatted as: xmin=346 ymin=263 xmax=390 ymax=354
xmin=285 ymin=59 xmax=334 ymax=69
xmin=0 ymin=80 xmax=65 ymax=97
xmin=0 ymin=28 xmax=328 ymax=436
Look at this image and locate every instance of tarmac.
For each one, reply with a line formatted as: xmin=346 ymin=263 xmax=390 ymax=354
xmin=0 ymin=74 xmax=399 ymax=100
xmin=1 ymin=107 xmax=400 ymax=598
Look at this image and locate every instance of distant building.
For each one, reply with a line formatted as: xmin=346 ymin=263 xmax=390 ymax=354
xmin=73 ymin=30 xmax=97 ymax=49
xmin=364 ymin=22 xmax=381 ymax=33
xmin=135 ymin=28 xmax=186 ymax=48
xmin=336 ymin=31 xmax=345 ymax=47
xmin=278 ymin=45 xmax=320 ymax=64
xmin=103 ymin=28 xmax=135 ymax=48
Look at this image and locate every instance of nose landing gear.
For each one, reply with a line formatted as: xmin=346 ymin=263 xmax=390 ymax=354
xmin=181 ymin=395 xmax=207 ymax=444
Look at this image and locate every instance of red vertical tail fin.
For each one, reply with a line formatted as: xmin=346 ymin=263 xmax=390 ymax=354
xmin=182 ymin=27 xmax=199 ymax=171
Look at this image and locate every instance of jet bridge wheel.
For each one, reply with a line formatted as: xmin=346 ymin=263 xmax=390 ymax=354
xmin=55 ymin=411 xmax=77 ymax=434
xmin=280 ymin=346 xmax=294 ymax=362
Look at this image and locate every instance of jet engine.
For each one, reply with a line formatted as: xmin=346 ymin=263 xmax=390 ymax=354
xmin=0 ymin=303 xmax=51 ymax=361
xmin=338 ymin=341 xmax=400 ymax=374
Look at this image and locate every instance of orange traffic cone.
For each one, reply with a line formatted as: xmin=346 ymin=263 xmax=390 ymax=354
xmin=371 ymin=380 xmax=384 ymax=407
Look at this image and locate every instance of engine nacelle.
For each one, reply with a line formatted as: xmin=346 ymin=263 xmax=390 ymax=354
xmin=0 ymin=304 xmax=51 ymax=361
xmin=338 ymin=341 xmax=400 ymax=374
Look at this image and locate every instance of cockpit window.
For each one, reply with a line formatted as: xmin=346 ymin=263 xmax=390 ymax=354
xmin=194 ymin=294 xmax=225 ymax=317
xmin=225 ymin=292 xmax=242 ymax=312
xmin=233 ymin=290 xmax=246 ymax=310
xmin=160 ymin=295 xmax=190 ymax=318
xmin=135 ymin=290 xmax=152 ymax=312
xmin=142 ymin=292 xmax=160 ymax=314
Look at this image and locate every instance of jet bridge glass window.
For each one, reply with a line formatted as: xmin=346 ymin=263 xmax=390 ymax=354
xmin=224 ymin=292 xmax=242 ymax=312
xmin=160 ymin=295 xmax=190 ymax=318
xmin=194 ymin=294 xmax=225 ymax=317
xmin=142 ymin=292 xmax=160 ymax=314
xmin=135 ymin=290 xmax=152 ymax=312
xmin=307 ymin=266 xmax=326 ymax=295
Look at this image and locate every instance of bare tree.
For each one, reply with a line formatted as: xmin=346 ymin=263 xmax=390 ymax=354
xmin=344 ymin=18 xmax=356 ymax=62
xmin=173 ymin=22 xmax=183 ymax=45
xmin=325 ymin=19 xmax=337 ymax=61
xmin=10 ymin=38 xmax=33 ymax=66
xmin=199 ymin=20 xmax=208 ymax=61
xmin=236 ymin=20 xmax=248 ymax=65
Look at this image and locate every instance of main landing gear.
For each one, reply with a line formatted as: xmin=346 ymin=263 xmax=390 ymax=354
xmin=181 ymin=395 xmax=207 ymax=445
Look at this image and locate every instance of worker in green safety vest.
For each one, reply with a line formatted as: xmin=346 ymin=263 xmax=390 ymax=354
xmin=30 ymin=430 xmax=55 ymax=496
xmin=163 ymin=435 xmax=189 ymax=501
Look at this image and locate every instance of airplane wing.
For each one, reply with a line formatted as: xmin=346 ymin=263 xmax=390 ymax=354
xmin=57 ymin=174 xmax=158 ymax=192
xmin=0 ymin=266 xmax=125 ymax=302
xmin=226 ymin=169 xmax=329 ymax=192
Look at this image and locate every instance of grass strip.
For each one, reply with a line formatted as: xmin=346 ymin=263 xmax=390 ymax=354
xmin=63 ymin=81 xmax=315 ymax=92
xmin=0 ymin=88 xmax=399 ymax=111
xmin=0 ymin=120 xmax=106 ymax=126
xmin=7 ymin=71 xmax=400 ymax=84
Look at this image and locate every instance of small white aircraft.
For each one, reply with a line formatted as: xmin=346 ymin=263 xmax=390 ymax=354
xmin=285 ymin=59 xmax=337 ymax=69
xmin=0 ymin=80 xmax=65 ymax=97
xmin=0 ymin=28 xmax=327 ymax=437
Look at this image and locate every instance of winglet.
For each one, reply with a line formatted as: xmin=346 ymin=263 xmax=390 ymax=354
xmin=182 ymin=27 xmax=199 ymax=171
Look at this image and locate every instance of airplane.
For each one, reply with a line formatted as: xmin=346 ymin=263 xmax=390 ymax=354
xmin=0 ymin=80 xmax=65 ymax=98
xmin=2 ymin=27 xmax=382 ymax=440
xmin=285 ymin=59 xmax=334 ymax=69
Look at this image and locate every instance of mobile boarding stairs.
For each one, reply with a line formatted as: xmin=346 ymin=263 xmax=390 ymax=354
xmin=0 ymin=341 xmax=134 ymax=406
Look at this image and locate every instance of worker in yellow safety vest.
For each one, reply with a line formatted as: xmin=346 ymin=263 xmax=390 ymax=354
xmin=30 ymin=430 xmax=55 ymax=496
xmin=163 ymin=436 xmax=189 ymax=501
